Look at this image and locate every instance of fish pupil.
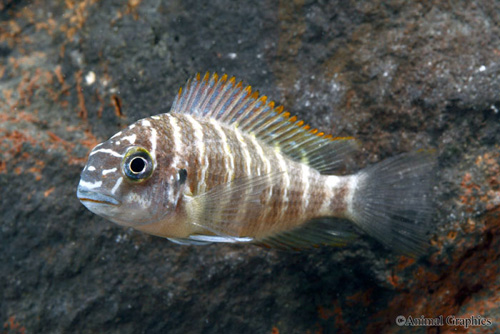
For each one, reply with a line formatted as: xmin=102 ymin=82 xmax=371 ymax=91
xmin=129 ymin=157 xmax=147 ymax=174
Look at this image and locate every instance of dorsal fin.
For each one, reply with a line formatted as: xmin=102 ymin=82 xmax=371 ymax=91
xmin=170 ymin=72 xmax=357 ymax=173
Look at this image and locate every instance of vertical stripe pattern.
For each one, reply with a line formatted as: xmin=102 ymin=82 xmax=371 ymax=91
xmin=163 ymin=113 xmax=337 ymax=239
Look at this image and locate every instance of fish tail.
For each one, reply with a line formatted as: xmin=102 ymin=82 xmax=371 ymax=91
xmin=347 ymin=151 xmax=436 ymax=257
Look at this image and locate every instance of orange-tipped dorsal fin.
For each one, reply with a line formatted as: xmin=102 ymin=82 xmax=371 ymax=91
xmin=170 ymin=72 xmax=357 ymax=173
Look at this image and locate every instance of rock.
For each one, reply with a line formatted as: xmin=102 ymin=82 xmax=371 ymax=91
xmin=1 ymin=1 xmax=499 ymax=333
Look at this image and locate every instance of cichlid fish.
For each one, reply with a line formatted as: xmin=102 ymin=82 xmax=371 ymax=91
xmin=77 ymin=72 xmax=435 ymax=256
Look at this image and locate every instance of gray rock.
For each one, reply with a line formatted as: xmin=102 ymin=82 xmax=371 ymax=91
xmin=1 ymin=1 xmax=499 ymax=333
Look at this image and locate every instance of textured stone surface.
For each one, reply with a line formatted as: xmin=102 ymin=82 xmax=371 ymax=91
xmin=1 ymin=1 xmax=500 ymax=333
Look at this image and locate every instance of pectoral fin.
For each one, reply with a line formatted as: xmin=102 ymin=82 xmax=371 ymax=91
xmin=187 ymin=172 xmax=284 ymax=238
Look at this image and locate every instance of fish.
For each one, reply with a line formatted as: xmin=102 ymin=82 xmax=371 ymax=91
xmin=77 ymin=72 xmax=435 ymax=256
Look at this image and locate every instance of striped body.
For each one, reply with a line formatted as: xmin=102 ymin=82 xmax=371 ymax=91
xmin=78 ymin=72 xmax=434 ymax=255
xmin=136 ymin=113 xmax=350 ymax=240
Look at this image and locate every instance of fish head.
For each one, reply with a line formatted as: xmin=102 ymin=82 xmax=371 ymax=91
xmin=77 ymin=118 xmax=182 ymax=227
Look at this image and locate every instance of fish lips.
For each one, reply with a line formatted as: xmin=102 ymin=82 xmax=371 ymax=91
xmin=77 ymin=187 xmax=120 ymax=206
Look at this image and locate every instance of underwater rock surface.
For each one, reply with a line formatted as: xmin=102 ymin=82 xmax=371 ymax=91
xmin=1 ymin=1 xmax=500 ymax=333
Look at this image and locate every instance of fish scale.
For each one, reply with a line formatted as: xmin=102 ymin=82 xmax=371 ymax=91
xmin=77 ymin=72 xmax=435 ymax=256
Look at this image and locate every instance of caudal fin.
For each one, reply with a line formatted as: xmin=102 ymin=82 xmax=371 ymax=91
xmin=348 ymin=151 xmax=436 ymax=257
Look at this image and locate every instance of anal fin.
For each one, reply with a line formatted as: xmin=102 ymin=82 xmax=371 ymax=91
xmin=253 ymin=218 xmax=359 ymax=251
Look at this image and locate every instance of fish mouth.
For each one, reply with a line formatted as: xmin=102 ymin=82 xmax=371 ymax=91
xmin=77 ymin=188 xmax=120 ymax=206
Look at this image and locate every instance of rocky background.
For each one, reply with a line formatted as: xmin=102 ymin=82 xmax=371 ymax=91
xmin=1 ymin=0 xmax=500 ymax=333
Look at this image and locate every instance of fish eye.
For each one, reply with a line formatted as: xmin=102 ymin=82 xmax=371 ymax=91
xmin=122 ymin=147 xmax=154 ymax=182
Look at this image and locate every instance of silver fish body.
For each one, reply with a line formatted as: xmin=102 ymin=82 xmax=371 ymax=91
xmin=77 ymin=73 xmax=434 ymax=256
